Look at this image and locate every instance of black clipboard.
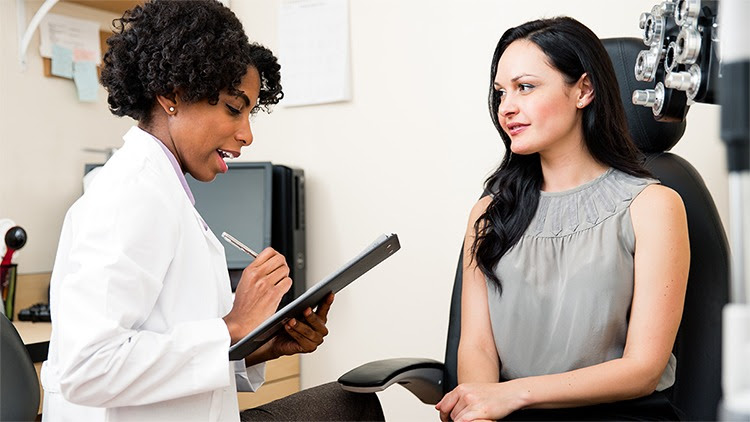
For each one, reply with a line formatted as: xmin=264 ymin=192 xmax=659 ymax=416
xmin=229 ymin=233 xmax=400 ymax=360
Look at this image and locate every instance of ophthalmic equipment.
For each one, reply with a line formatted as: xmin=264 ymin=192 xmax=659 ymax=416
xmin=633 ymin=0 xmax=749 ymax=419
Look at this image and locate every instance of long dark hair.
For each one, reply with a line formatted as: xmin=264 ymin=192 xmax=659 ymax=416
xmin=472 ymin=17 xmax=651 ymax=292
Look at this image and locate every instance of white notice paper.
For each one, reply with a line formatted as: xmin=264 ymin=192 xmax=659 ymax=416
xmin=279 ymin=0 xmax=351 ymax=106
xmin=39 ymin=14 xmax=101 ymax=65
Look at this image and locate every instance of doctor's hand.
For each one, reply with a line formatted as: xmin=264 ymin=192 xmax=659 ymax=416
xmin=223 ymin=248 xmax=292 ymax=345
xmin=244 ymin=293 xmax=334 ymax=367
xmin=270 ymin=292 xmax=334 ymax=356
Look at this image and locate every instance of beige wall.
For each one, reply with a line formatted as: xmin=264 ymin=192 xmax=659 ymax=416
xmin=0 ymin=1 xmax=734 ymax=421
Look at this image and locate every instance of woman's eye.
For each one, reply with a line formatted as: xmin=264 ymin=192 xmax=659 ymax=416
xmin=496 ymin=89 xmax=506 ymax=101
xmin=519 ymin=83 xmax=535 ymax=92
xmin=226 ymin=104 xmax=241 ymax=115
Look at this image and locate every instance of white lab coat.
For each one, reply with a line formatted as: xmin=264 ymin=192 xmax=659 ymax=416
xmin=41 ymin=127 xmax=265 ymax=422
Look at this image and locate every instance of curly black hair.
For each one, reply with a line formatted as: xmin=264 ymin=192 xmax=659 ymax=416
xmin=100 ymin=0 xmax=283 ymax=124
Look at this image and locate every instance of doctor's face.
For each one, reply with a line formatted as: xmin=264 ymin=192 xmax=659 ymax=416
xmin=168 ymin=66 xmax=261 ymax=182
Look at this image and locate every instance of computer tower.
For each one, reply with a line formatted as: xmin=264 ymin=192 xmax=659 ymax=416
xmin=271 ymin=165 xmax=306 ymax=308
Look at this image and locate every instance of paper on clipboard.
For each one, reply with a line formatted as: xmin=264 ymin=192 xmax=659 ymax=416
xmin=228 ymin=233 xmax=400 ymax=360
xmin=40 ymin=13 xmax=102 ymax=65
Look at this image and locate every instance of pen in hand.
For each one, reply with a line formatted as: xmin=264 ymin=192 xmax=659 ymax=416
xmin=221 ymin=232 xmax=259 ymax=258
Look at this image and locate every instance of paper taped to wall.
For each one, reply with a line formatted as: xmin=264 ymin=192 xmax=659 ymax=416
xmin=39 ymin=13 xmax=101 ymax=65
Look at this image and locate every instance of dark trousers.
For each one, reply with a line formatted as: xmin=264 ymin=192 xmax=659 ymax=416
xmin=240 ymin=382 xmax=385 ymax=422
xmin=503 ymin=390 xmax=683 ymax=421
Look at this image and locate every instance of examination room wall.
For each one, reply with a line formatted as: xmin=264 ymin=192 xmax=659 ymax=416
xmin=234 ymin=1 xmax=729 ymax=421
xmin=0 ymin=1 xmax=134 ymax=271
xmin=0 ymin=1 xmax=732 ymax=421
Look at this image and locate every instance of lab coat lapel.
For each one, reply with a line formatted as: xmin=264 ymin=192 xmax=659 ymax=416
xmin=193 ymin=208 xmax=225 ymax=257
xmin=127 ymin=127 xmax=226 ymax=263
xmin=193 ymin=208 xmax=234 ymax=315
xmin=128 ymin=127 xmax=232 ymax=301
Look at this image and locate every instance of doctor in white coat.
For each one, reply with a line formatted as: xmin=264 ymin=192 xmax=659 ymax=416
xmin=39 ymin=1 xmax=351 ymax=421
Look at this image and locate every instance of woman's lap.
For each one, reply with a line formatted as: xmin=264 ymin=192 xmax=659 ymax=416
xmin=239 ymin=382 xmax=385 ymax=422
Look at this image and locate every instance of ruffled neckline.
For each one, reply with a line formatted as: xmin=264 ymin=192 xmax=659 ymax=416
xmin=527 ymin=169 xmax=655 ymax=238
xmin=539 ymin=168 xmax=615 ymax=197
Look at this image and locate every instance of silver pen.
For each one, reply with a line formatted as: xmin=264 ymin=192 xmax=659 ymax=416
xmin=221 ymin=232 xmax=259 ymax=258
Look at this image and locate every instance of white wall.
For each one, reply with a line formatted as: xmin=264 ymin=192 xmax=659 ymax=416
xmin=0 ymin=1 xmax=734 ymax=421
xmin=232 ymin=1 xmax=729 ymax=421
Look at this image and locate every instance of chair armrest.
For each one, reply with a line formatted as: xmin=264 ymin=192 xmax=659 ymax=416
xmin=338 ymin=358 xmax=445 ymax=404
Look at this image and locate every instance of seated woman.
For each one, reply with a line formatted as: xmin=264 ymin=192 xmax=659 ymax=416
xmin=436 ymin=16 xmax=689 ymax=421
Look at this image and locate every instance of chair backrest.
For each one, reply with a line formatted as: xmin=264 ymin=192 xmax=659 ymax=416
xmin=604 ymin=37 xmax=730 ymax=421
xmin=441 ymin=37 xmax=730 ymax=421
xmin=442 ymin=248 xmax=463 ymax=393
xmin=0 ymin=314 xmax=40 ymax=421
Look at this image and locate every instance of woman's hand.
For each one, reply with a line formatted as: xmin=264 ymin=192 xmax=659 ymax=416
xmin=266 ymin=293 xmax=334 ymax=357
xmin=244 ymin=293 xmax=334 ymax=367
xmin=223 ymin=247 xmax=292 ymax=344
xmin=435 ymin=382 xmax=527 ymax=422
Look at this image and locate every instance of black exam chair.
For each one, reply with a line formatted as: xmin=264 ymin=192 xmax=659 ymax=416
xmin=338 ymin=37 xmax=730 ymax=421
xmin=0 ymin=313 xmax=41 ymax=421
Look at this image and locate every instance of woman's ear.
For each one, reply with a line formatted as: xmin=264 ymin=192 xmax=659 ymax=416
xmin=155 ymin=93 xmax=178 ymax=115
xmin=576 ymin=73 xmax=595 ymax=108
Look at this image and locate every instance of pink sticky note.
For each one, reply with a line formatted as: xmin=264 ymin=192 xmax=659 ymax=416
xmin=73 ymin=48 xmax=98 ymax=63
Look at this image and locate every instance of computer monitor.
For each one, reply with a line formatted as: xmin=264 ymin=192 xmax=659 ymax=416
xmin=186 ymin=162 xmax=273 ymax=270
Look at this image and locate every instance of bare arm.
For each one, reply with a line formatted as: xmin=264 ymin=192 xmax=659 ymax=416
xmin=438 ymin=185 xmax=690 ymax=421
xmin=457 ymin=196 xmax=501 ymax=384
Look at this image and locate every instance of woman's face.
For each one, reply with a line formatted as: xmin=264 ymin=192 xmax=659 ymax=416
xmin=494 ymin=40 xmax=584 ymax=156
xmin=168 ymin=66 xmax=261 ymax=182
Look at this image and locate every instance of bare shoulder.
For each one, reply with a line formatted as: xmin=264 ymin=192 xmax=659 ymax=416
xmin=631 ymin=184 xmax=685 ymax=214
xmin=630 ymin=184 xmax=687 ymax=232
xmin=463 ymin=195 xmax=493 ymax=241
xmin=470 ymin=195 xmax=493 ymax=219
xmin=467 ymin=195 xmax=493 ymax=227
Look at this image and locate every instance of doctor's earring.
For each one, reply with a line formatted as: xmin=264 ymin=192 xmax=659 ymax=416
xmin=168 ymin=106 xmax=175 ymax=113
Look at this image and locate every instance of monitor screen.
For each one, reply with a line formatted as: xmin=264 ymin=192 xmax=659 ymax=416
xmin=186 ymin=162 xmax=273 ymax=270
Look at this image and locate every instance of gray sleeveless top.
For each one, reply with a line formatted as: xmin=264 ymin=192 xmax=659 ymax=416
xmin=487 ymin=168 xmax=676 ymax=391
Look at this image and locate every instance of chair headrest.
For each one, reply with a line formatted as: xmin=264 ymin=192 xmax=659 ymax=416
xmin=602 ymin=38 xmax=686 ymax=153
